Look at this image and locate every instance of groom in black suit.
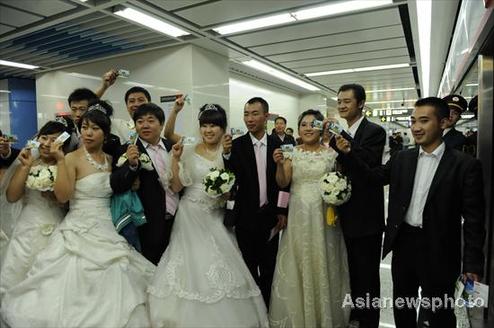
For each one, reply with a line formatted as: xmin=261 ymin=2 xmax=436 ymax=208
xmin=223 ymin=97 xmax=287 ymax=306
xmin=110 ymin=103 xmax=178 ymax=265
xmin=329 ymin=84 xmax=386 ymax=328
xmin=335 ymin=97 xmax=486 ymax=328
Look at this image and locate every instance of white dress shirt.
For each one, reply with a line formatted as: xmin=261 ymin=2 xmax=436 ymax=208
xmin=348 ymin=115 xmax=365 ymax=138
xmin=404 ymin=142 xmax=446 ymax=227
xmin=250 ymin=132 xmax=268 ymax=207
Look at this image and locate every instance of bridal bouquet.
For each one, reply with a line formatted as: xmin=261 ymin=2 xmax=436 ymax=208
xmin=319 ymin=172 xmax=351 ymax=225
xmin=203 ymin=168 xmax=235 ymax=198
xmin=116 ymin=153 xmax=153 ymax=171
xmin=26 ymin=165 xmax=57 ymax=191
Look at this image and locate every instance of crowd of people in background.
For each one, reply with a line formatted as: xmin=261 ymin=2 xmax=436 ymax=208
xmin=0 ymin=69 xmax=487 ymax=328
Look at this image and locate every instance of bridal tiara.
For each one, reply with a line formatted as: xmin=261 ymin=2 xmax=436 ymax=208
xmin=87 ymin=103 xmax=107 ymax=115
xmin=53 ymin=116 xmax=68 ymax=127
xmin=198 ymin=104 xmax=218 ymax=119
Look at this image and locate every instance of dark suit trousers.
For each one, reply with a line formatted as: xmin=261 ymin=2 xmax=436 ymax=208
xmin=345 ymin=233 xmax=382 ymax=328
xmin=392 ymin=224 xmax=456 ymax=328
xmin=235 ymin=210 xmax=278 ymax=307
xmin=138 ymin=215 xmax=174 ymax=265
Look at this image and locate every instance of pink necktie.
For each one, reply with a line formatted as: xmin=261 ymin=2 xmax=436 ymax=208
xmin=254 ymin=142 xmax=267 ymax=207
xmin=149 ymin=145 xmax=178 ymax=216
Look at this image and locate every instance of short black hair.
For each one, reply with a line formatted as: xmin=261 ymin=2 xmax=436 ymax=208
xmin=337 ymin=83 xmax=366 ymax=105
xmin=79 ymin=100 xmax=112 ymax=138
xmin=414 ymin=97 xmax=450 ymax=121
xmin=286 ymin=127 xmax=294 ymax=133
xmin=38 ymin=120 xmax=71 ymax=150
xmin=298 ymin=109 xmax=324 ymax=128
xmin=275 ymin=116 xmax=287 ymax=124
xmin=198 ymin=104 xmax=227 ymax=130
xmin=246 ymin=97 xmax=269 ymax=113
xmin=133 ymin=103 xmax=165 ymax=125
xmin=125 ymin=87 xmax=151 ymax=104
xmin=67 ymin=88 xmax=98 ymax=105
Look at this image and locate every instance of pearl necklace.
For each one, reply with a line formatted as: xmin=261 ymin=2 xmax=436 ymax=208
xmin=84 ymin=147 xmax=108 ymax=171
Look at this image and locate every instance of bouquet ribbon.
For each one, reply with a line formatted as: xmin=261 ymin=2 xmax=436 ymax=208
xmin=326 ymin=206 xmax=337 ymax=226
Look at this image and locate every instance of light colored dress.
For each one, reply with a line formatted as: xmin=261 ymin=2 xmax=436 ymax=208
xmin=1 ymin=172 xmax=154 ymax=328
xmin=148 ymin=144 xmax=269 ymax=328
xmin=269 ymin=148 xmax=351 ymax=328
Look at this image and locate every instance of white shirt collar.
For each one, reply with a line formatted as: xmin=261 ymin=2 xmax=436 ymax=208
xmin=348 ymin=115 xmax=365 ymax=137
xmin=140 ymin=137 xmax=165 ymax=150
xmin=419 ymin=142 xmax=445 ymax=158
xmin=250 ymin=132 xmax=267 ymax=146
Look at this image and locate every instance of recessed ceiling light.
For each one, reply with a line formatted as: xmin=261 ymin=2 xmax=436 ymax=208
xmin=0 ymin=60 xmax=39 ymax=70
xmin=115 ymin=7 xmax=189 ymax=38
xmin=306 ymin=63 xmax=409 ymax=77
xmin=242 ymin=60 xmax=319 ymax=91
xmin=213 ymin=0 xmax=392 ymax=35
xmin=416 ymin=0 xmax=432 ymax=96
xmin=368 ymin=87 xmax=415 ymax=93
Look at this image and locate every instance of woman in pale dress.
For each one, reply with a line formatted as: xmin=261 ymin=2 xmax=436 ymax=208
xmin=1 ymin=101 xmax=154 ymax=328
xmin=0 ymin=120 xmax=70 ymax=297
xmin=148 ymin=104 xmax=268 ymax=328
xmin=269 ymin=109 xmax=351 ymax=328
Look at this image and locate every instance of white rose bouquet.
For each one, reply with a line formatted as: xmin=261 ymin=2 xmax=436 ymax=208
xmin=203 ymin=168 xmax=235 ymax=198
xmin=116 ymin=153 xmax=153 ymax=171
xmin=26 ymin=165 xmax=57 ymax=191
xmin=319 ymin=172 xmax=351 ymax=225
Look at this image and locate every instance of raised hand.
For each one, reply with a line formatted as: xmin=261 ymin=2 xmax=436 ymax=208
xmin=18 ymin=148 xmax=34 ymax=168
xmin=173 ymin=95 xmax=185 ymax=114
xmin=273 ymin=148 xmax=284 ymax=165
xmin=171 ymin=142 xmax=184 ymax=160
xmin=49 ymin=141 xmax=65 ymax=162
xmin=222 ymin=134 xmax=232 ymax=155
xmin=102 ymin=69 xmax=118 ymax=88
xmin=335 ymin=135 xmax=351 ymax=154
xmin=126 ymin=144 xmax=140 ymax=167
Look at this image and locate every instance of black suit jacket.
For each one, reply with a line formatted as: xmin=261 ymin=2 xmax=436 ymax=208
xmin=443 ymin=127 xmax=466 ymax=151
xmin=330 ymin=118 xmax=386 ymax=239
xmin=225 ymin=133 xmax=284 ymax=232
xmin=341 ymin=146 xmax=486 ymax=283
xmin=110 ymin=138 xmax=173 ymax=228
xmin=274 ymin=134 xmax=297 ymax=146
xmin=0 ymin=147 xmax=20 ymax=169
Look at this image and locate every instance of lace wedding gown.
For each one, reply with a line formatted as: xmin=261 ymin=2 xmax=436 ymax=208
xmin=0 ymin=173 xmax=65 ymax=297
xmin=148 ymin=145 xmax=268 ymax=328
xmin=1 ymin=172 xmax=155 ymax=328
xmin=269 ymin=148 xmax=351 ymax=328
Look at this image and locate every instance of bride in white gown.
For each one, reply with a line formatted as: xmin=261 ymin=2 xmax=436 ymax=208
xmin=1 ymin=103 xmax=154 ymax=328
xmin=0 ymin=120 xmax=70 ymax=297
xmin=269 ymin=110 xmax=350 ymax=328
xmin=148 ymin=104 xmax=268 ymax=328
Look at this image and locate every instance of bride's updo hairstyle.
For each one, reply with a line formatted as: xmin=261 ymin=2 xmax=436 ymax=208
xmin=78 ymin=100 xmax=113 ymax=139
xmin=38 ymin=118 xmax=72 ymax=150
xmin=198 ymin=104 xmax=227 ymax=131
xmin=297 ymin=109 xmax=324 ymax=128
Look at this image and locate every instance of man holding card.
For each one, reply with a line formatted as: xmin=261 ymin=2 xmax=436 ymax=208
xmin=222 ymin=97 xmax=287 ymax=306
xmin=329 ymin=84 xmax=386 ymax=328
xmin=273 ymin=116 xmax=296 ymax=146
xmin=0 ymin=132 xmax=20 ymax=171
xmin=110 ymin=103 xmax=179 ymax=264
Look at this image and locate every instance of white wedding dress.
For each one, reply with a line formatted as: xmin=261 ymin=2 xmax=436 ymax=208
xmin=269 ymin=148 xmax=351 ymax=328
xmin=0 ymin=178 xmax=65 ymax=297
xmin=1 ymin=172 xmax=155 ymax=328
xmin=148 ymin=145 xmax=268 ymax=328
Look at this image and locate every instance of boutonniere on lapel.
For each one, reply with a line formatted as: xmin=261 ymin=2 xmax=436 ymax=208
xmin=116 ymin=153 xmax=154 ymax=171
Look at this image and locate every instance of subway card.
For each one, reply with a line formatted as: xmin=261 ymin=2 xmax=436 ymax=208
xmin=26 ymin=140 xmax=40 ymax=149
xmin=1 ymin=134 xmax=18 ymax=143
xmin=311 ymin=120 xmax=324 ymax=130
xmin=280 ymin=144 xmax=294 ymax=153
xmin=54 ymin=131 xmax=70 ymax=144
xmin=181 ymin=136 xmax=196 ymax=145
xmin=327 ymin=121 xmax=344 ymax=135
xmin=117 ymin=69 xmax=130 ymax=78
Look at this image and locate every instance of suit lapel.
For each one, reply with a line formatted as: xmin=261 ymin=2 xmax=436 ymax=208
xmin=426 ymin=147 xmax=454 ymax=204
xmin=242 ymin=133 xmax=260 ymax=196
xmin=136 ymin=139 xmax=159 ymax=179
xmin=403 ymin=148 xmax=419 ymax=205
xmin=353 ymin=117 xmax=368 ymax=143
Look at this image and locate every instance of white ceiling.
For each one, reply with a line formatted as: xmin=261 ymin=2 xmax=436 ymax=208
xmin=0 ymin=0 xmax=432 ymax=111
